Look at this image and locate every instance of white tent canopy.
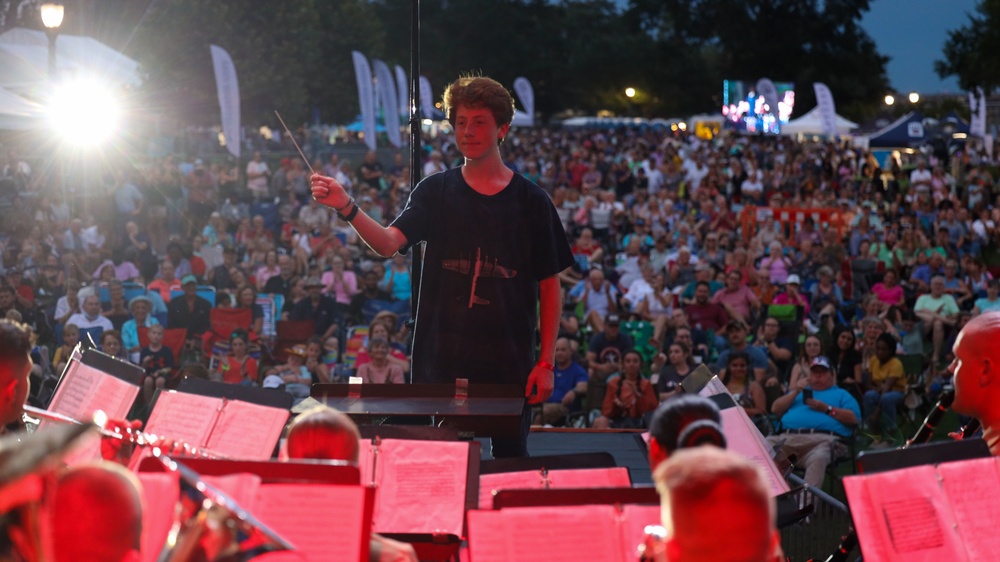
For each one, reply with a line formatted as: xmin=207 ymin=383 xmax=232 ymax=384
xmin=0 ymin=28 xmax=142 ymax=91
xmin=0 ymin=28 xmax=142 ymax=130
xmin=781 ymin=106 xmax=858 ymax=136
xmin=0 ymin=86 xmax=44 ymax=130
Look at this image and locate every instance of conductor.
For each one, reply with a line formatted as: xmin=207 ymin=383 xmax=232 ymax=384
xmin=311 ymin=76 xmax=574 ymax=456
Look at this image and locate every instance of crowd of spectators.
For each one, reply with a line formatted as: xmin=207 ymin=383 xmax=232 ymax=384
xmin=0 ymin=124 xmax=996 ymax=439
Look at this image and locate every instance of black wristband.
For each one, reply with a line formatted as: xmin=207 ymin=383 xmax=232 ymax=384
xmin=337 ymin=198 xmax=359 ymax=222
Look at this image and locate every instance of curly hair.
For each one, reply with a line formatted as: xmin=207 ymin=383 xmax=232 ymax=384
xmin=442 ymin=75 xmax=515 ymax=130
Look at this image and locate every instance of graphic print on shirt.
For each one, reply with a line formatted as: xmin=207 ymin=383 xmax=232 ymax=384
xmin=441 ymin=246 xmax=517 ymax=308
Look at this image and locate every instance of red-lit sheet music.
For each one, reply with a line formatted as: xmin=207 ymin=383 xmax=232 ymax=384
xmin=701 ymin=375 xmax=790 ymax=496
xmin=44 ymin=356 xmax=140 ymax=427
xmin=467 ymin=504 xmax=660 ymax=562
xmin=357 ymin=438 xmax=471 ymax=536
xmin=137 ymin=472 xmax=180 ymax=562
xmin=196 ymin=473 xmax=370 ymax=562
xmin=134 ymin=390 xmax=288 ymax=466
xmin=844 ymin=456 xmax=1000 ymax=562
xmin=478 ymin=466 xmax=633 ymax=509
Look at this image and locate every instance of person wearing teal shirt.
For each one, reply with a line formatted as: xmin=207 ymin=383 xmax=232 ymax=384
xmin=973 ymin=280 xmax=1000 ymax=316
xmin=915 ymin=276 xmax=960 ymax=366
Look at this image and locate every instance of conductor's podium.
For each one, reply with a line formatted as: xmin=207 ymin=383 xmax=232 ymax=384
xmin=311 ymin=381 xmax=526 ymax=439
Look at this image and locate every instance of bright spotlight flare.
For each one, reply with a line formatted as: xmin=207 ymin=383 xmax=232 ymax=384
xmin=274 ymin=110 xmax=315 ymax=175
xmin=48 ymin=78 xmax=120 ymax=145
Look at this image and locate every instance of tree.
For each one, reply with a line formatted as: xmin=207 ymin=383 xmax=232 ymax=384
xmin=623 ymin=0 xmax=890 ymax=119
xmin=131 ymin=0 xmax=384 ymax=127
xmin=936 ymin=0 xmax=1000 ymax=93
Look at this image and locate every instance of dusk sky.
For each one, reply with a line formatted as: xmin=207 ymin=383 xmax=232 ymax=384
xmin=860 ymin=0 xmax=979 ymax=95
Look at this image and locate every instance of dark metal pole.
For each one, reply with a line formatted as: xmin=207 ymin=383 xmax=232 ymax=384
xmin=409 ymin=0 xmax=421 ymax=189
xmin=46 ymin=30 xmax=57 ymax=82
xmin=407 ymin=0 xmax=422 ymax=333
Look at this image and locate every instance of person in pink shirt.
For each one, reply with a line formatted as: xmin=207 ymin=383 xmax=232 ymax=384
xmin=321 ymin=255 xmax=358 ymax=306
xmin=758 ymin=241 xmax=792 ymax=284
xmin=870 ymin=269 xmax=905 ymax=310
xmin=712 ymin=270 xmax=760 ymax=326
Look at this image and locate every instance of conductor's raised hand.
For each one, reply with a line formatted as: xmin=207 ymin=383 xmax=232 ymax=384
xmin=310 ymin=173 xmax=350 ymax=210
xmin=526 ymin=365 xmax=554 ymax=405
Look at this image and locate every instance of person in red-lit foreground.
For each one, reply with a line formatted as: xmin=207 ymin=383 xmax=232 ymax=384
xmin=653 ymin=446 xmax=783 ymax=562
xmin=50 ymin=463 xmax=143 ymax=562
xmin=286 ymin=406 xmax=417 ymax=562
xmin=950 ymin=311 xmax=1000 ymax=455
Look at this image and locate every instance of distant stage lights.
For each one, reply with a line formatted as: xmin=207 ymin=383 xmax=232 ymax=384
xmin=48 ymin=78 xmax=120 ymax=146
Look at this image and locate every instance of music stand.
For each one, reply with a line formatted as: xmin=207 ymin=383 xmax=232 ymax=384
xmin=493 ymin=486 xmax=660 ymax=509
xmin=481 ymin=452 xmax=617 ymax=475
xmin=856 ymin=438 xmax=991 ymax=474
xmin=357 ymin=424 xmax=459 ymax=442
xmin=138 ymin=457 xmax=361 ymax=485
xmin=178 ymin=377 xmax=293 ymax=410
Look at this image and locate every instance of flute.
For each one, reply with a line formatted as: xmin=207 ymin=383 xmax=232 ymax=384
xmin=22 ymin=405 xmax=229 ymax=460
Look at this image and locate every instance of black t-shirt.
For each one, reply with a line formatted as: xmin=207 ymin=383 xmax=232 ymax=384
xmin=263 ymin=275 xmax=293 ymax=300
xmin=140 ymin=346 xmax=175 ymax=376
xmin=588 ymin=332 xmax=634 ymax=367
xmin=391 ymin=168 xmax=574 ymax=385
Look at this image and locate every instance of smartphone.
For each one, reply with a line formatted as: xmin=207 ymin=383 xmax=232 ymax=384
xmin=802 ymin=389 xmax=813 ymax=402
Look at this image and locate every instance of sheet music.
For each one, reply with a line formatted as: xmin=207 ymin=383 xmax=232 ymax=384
xmin=719 ymin=407 xmax=790 ymax=496
xmin=144 ymin=391 xmax=222 ymax=448
xmin=204 ymin=400 xmax=289 ymax=460
xmin=844 ymin=465 xmax=966 ymax=562
xmin=44 ymin=361 xmax=100 ymax=424
xmin=255 ymin=484 xmax=368 ymax=562
xmin=466 ymin=510 xmax=511 ymax=562
xmin=46 ymin=355 xmax=141 ymax=429
xmin=202 ymin=473 xmax=263 ymax=512
xmin=129 ymin=392 xmax=223 ymax=469
xmin=478 ymin=467 xmax=632 ymax=509
xmin=937 ymin=457 xmax=1000 ymax=561
xmin=503 ymin=505 xmax=626 ymax=561
xmin=90 ymin=372 xmax=141 ymax=420
xmin=373 ymin=439 xmax=469 ymax=535
xmin=618 ymin=505 xmax=662 ymax=562
xmin=137 ymin=472 xmax=180 ymax=562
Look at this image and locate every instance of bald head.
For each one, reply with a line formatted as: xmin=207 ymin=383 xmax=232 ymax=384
xmin=950 ymin=312 xmax=1000 ymax=425
xmin=50 ymin=463 xmax=143 ymax=562
xmin=286 ymin=406 xmax=361 ymax=463
xmin=654 ymin=447 xmax=781 ymax=562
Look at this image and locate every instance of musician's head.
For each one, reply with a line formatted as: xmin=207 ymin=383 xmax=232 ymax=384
xmin=654 ymin=447 xmax=782 ymax=562
xmin=647 ymin=395 xmax=725 ymax=471
xmin=286 ymin=405 xmax=360 ymax=463
xmin=49 ymin=462 xmax=142 ymax=562
xmin=951 ymin=311 xmax=1000 ymax=423
xmin=0 ymin=319 xmax=32 ymax=426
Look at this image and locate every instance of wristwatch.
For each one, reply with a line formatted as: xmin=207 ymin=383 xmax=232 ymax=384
xmin=826 ymin=406 xmax=835 ymax=416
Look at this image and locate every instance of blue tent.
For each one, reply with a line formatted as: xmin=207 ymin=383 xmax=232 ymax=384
xmin=866 ymin=111 xmax=926 ymax=148
xmin=344 ymin=120 xmax=386 ymax=133
xmin=941 ymin=111 xmax=970 ymax=135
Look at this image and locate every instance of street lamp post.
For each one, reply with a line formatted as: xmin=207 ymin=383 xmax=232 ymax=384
xmin=40 ymin=3 xmax=64 ymax=82
xmin=908 ymin=92 xmax=920 ymax=104
xmin=625 ymin=87 xmax=636 ymax=117
xmin=884 ymin=94 xmax=895 ymax=106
